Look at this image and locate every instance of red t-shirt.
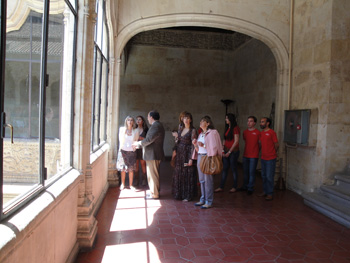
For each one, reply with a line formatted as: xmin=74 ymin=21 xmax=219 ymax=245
xmin=224 ymin=126 xmax=240 ymax=151
xmin=260 ymin=129 xmax=278 ymax=160
xmin=243 ymin=128 xmax=261 ymax=158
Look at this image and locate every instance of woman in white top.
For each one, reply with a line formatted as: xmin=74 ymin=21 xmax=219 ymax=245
xmin=117 ymin=116 xmax=139 ymax=190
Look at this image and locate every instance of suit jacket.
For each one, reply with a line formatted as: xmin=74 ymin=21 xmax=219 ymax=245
xmin=140 ymin=121 xmax=165 ymax=161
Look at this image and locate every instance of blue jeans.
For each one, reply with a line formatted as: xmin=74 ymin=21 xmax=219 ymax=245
xmin=260 ymin=159 xmax=276 ymax=196
xmin=219 ymin=151 xmax=240 ymax=189
xmin=243 ymin=157 xmax=259 ymax=191
xmin=197 ymin=154 xmax=214 ymax=205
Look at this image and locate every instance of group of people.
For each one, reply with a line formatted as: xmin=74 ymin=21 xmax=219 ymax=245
xmin=213 ymin=115 xmax=279 ymax=201
xmin=171 ymin=112 xmax=223 ymax=209
xmin=171 ymin=112 xmax=279 ymax=209
xmin=117 ymin=111 xmax=165 ymax=200
xmin=116 ymin=109 xmax=279 ymax=207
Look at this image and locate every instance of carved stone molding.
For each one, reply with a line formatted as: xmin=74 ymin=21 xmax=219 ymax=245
xmin=77 ymin=165 xmax=97 ymax=248
xmin=129 ymin=28 xmax=251 ymax=51
xmin=7 ymin=0 xmax=65 ymax=33
xmin=108 ymin=160 xmax=119 ymax=187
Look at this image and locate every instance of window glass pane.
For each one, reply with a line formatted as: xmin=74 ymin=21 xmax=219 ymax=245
xmin=95 ymin=0 xmax=103 ymax=48
xmin=3 ymin=8 xmax=43 ymax=208
xmin=99 ymin=58 xmax=108 ymax=142
xmin=68 ymin=0 xmax=76 ymax=10
xmin=45 ymin=1 xmax=74 ymax=180
xmin=93 ymin=51 xmax=102 ymax=149
xmin=102 ymin=21 xmax=108 ymax=57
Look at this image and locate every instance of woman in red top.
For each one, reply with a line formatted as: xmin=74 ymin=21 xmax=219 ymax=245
xmin=214 ymin=113 xmax=240 ymax=193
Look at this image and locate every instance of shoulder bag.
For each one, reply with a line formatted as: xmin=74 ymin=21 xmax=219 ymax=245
xmin=199 ymin=155 xmax=223 ymax=175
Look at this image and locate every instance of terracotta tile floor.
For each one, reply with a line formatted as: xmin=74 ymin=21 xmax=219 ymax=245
xmin=76 ymin=162 xmax=350 ymax=263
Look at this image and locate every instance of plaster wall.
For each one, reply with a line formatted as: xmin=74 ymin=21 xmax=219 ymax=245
xmin=91 ymin=150 xmax=109 ymax=204
xmin=0 ymin=171 xmax=80 ymax=263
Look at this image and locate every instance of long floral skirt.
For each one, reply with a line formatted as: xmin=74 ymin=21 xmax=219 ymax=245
xmin=117 ymin=150 xmax=137 ymax=172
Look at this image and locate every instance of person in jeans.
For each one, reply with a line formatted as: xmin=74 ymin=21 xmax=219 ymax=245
xmin=242 ymin=116 xmax=261 ymax=195
xmin=259 ymin=117 xmax=279 ymax=201
xmin=214 ymin=113 xmax=240 ymax=193
xmin=192 ymin=116 xmax=223 ymax=209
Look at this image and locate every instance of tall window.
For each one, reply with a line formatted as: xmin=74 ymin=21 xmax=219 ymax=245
xmin=91 ymin=0 xmax=109 ymax=151
xmin=1 ymin=0 xmax=77 ymax=219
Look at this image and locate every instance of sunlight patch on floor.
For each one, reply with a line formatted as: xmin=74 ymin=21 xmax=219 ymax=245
xmin=102 ymin=242 xmax=161 ymax=263
xmin=110 ymin=189 xmax=162 ymax=231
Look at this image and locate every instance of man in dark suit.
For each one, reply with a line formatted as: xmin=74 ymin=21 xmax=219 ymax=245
xmin=133 ymin=110 xmax=165 ymax=199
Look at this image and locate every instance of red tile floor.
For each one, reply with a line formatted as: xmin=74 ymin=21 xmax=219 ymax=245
xmin=76 ymin=161 xmax=350 ymax=263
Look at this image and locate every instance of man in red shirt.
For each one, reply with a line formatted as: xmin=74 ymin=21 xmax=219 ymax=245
xmin=259 ymin=117 xmax=279 ymax=201
xmin=242 ymin=116 xmax=260 ymax=195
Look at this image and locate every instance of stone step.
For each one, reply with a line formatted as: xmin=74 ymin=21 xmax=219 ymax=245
xmin=335 ymin=174 xmax=350 ymax=187
xmin=303 ymin=192 xmax=350 ymax=228
xmin=320 ymin=185 xmax=350 ymax=206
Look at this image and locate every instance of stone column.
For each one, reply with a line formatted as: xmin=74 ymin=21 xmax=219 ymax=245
xmin=107 ymin=58 xmax=121 ymax=187
xmin=75 ymin=1 xmax=98 ymax=248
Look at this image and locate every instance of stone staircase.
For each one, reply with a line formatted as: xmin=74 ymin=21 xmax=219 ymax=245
xmin=303 ymin=173 xmax=350 ymax=228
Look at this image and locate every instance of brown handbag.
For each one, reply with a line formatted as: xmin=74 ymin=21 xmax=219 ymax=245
xmin=199 ymin=155 xmax=223 ymax=175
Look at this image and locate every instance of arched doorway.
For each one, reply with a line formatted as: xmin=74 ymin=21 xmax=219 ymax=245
xmin=110 ymin=14 xmax=289 ymax=159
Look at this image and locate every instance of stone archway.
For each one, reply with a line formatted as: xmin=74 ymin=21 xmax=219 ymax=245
xmin=112 ymin=14 xmax=289 ymax=151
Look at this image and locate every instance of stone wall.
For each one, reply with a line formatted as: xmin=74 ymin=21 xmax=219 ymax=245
xmin=119 ymin=44 xmax=234 ymax=155
xmin=326 ymin=0 xmax=350 ymax=180
xmin=288 ymin=0 xmax=350 ymax=192
xmin=114 ymin=0 xmax=290 ymax=51
xmin=229 ymin=39 xmax=277 ymax=161
xmin=3 ymin=140 xmax=60 ymax=179
xmin=119 ymin=39 xmax=276 ymax=157
xmin=111 ymin=0 xmax=290 ymax=176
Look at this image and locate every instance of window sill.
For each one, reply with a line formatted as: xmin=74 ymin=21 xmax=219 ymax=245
xmin=0 ymin=169 xmax=81 ymax=255
xmin=90 ymin=142 xmax=110 ymax=164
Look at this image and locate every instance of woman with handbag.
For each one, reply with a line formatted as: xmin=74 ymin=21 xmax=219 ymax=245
xmin=117 ymin=116 xmax=139 ymax=190
xmin=192 ymin=116 xmax=223 ymax=209
xmin=214 ymin=113 xmax=241 ymax=193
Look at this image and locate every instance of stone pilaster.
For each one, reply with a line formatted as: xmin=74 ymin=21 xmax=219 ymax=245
xmin=75 ymin=2 xmax=98 ymax=249
xmin=77 ymin=165 xmax=98 ymax=248
xmin=108 ymin=58 xmax=121 ymax=187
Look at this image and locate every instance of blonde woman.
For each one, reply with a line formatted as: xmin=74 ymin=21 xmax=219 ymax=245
xmin=117 ymin=116 xmax=139 ymax=190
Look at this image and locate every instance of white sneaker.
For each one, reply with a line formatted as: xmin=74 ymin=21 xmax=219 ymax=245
xmin=194 ymin=201 xmax=205 ymax=207
xmin=120 ymin=184 xmax=125 ymax=190
xmin=182 ymin=199 xmax=189 ymax=202
xmin=201 ymin=204 xmax=212 ymax=209
xmin=130 ymin=186 xmax=136 ymax=191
